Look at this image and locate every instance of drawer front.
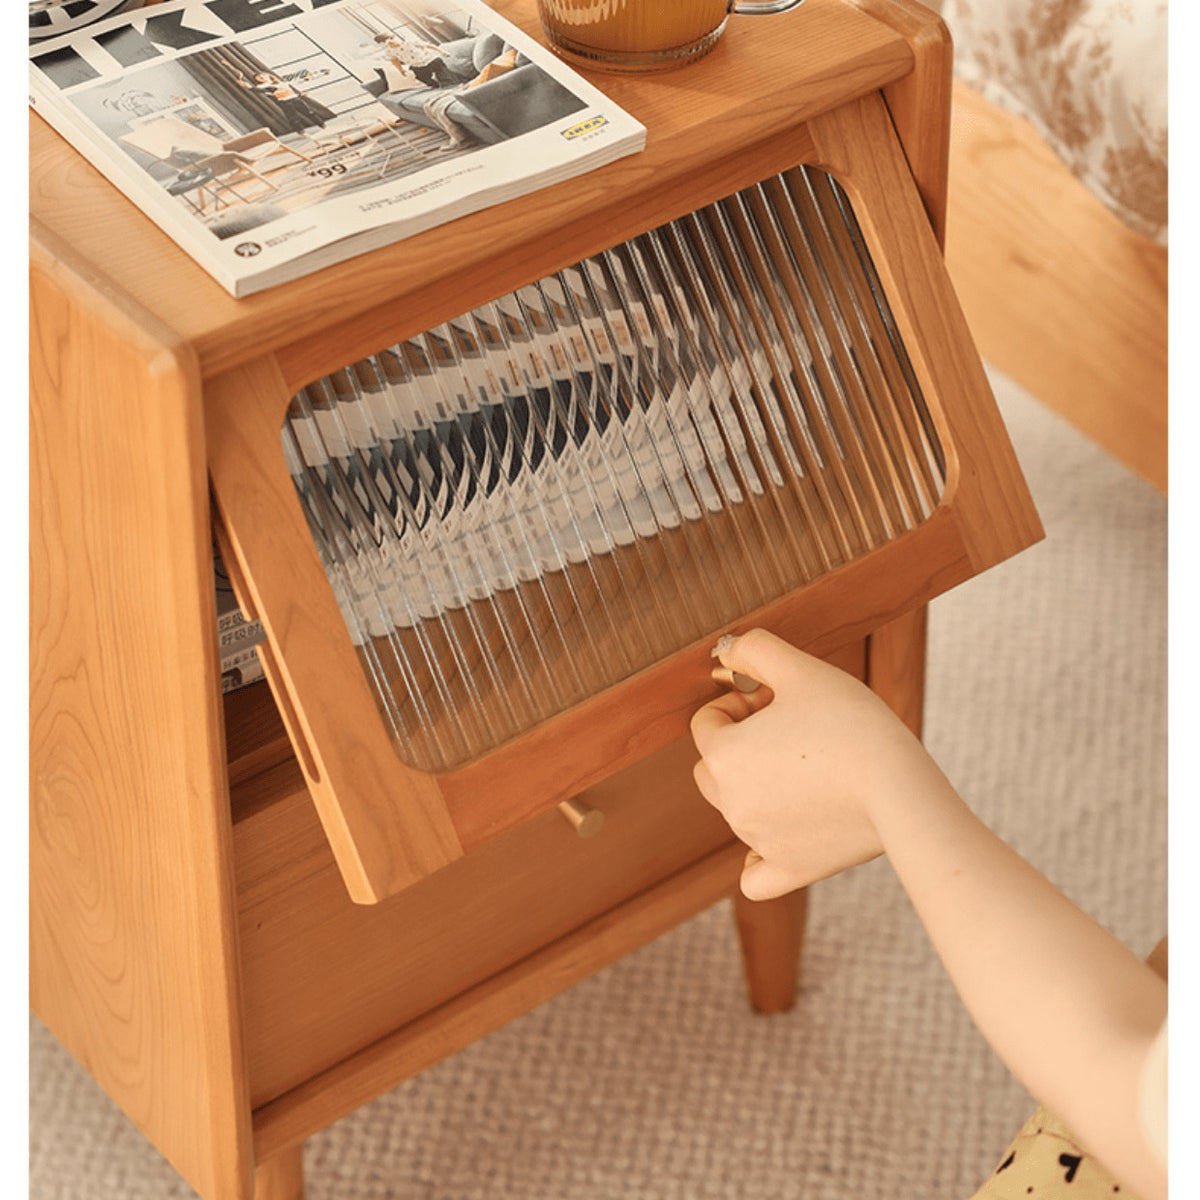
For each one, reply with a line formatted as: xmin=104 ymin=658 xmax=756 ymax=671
xmin=235 ymin=733 xmax=733 ymax=1109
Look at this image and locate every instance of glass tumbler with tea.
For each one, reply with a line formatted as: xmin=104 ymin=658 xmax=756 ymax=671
xmin=536 ymin=0 xmax=807 ymax=74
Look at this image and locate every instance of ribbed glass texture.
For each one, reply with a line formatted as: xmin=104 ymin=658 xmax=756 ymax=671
xmin=281 ymin=165 xmax=946 ymax=770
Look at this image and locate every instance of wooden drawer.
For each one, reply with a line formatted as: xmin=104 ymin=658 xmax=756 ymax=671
xmin=235 ymin=733 xmax=729 ymax=1108
xmin=232 ymin=636 xmax=864 ymax=1108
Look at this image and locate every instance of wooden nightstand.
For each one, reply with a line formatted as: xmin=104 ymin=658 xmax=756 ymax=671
xmin=29 ymin=2 xmax=1040 ymax=1196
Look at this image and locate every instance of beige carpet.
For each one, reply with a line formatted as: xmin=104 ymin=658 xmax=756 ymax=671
xmin=29 ymin=368 xmax=1168 ymax=1199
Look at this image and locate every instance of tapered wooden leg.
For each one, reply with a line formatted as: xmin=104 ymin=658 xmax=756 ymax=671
xmin=732 ymin=886 xmax=808 ymax=1013
xmin=253 ymin=1145 xmax=305 ymax=1200
xmin=866 ymin=605 xmax=928 ymax=736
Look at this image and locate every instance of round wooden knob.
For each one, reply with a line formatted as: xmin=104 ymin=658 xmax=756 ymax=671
xmin=558 ymin=797 xmax=605 ymax=838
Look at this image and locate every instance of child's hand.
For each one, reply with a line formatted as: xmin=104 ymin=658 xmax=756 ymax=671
xmin=690 ymin=628 xmax=943 ymax=899
xmin=694 ymin=631 xmax=1168 ymax=1200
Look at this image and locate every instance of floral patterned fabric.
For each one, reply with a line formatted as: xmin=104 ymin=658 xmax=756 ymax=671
xmin=938 ymin=0 xmax=1168 ymax=244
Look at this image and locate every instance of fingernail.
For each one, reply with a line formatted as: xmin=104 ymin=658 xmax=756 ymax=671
xmin=712 ymin=633 xmax=738 ymax=659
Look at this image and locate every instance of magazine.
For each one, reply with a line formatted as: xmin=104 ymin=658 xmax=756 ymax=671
xmin=214 ymin=544 xmax=267 ymax=692
xmin=28 ymin=0 xmax=647 ymax=297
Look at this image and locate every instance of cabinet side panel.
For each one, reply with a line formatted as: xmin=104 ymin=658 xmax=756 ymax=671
xmin=29 ymin=241 xmax=254 ymax=1200
xmin=846 ymin=0 xmax=953 ymax=243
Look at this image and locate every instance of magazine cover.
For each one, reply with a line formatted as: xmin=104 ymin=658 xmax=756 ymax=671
xmin=214 ymin=544 xmax=266 ymax=692
xmin=28 ymin=1 xmax=156 ymax=42
xmin=29 ymin=0 xmax=646 ymax=297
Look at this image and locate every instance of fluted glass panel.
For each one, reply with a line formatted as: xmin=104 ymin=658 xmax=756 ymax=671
xmin=281 ymin=165 xmax=945 ymax=770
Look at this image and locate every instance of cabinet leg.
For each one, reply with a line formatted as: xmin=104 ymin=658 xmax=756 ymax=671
xmin=253 ymin=1145 xmax=305 ymax=1200
xmin=732 ymin=886 xmax=808 ymax=1013
xmin=865 ymin=605 xmax=928 ymax=737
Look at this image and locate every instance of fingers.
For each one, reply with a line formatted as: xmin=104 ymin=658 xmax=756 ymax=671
xmin=692 ymin=758 xmax=719 ymax=804
xmin=713 ymin=628 xmax=804 ymax=692
xmin=739 ymin=851 xmax=800 ymax=901
xmin=690 ymin=690 xmax=756 ymax=752
xmin=692 ymin=652 xmax=779 ymax=746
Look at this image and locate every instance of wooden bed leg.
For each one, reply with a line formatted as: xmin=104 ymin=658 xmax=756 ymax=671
xmin=732 ymin=886 xmax=809 ymax=1014
xmin=254 ymin=1145 xmax=305 ymax=1200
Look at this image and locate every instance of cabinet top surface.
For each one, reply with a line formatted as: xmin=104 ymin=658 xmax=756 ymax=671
xmin=29 ymin=0 xmax=913 ymax=381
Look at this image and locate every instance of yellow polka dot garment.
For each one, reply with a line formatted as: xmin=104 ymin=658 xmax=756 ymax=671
xmin=970 ymin=1107 xmax=1140 ymax=1200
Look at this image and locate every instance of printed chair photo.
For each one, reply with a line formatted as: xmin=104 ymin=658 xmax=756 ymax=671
xmin=365 ymin=31 xmax=586 ymax=145
xmin=119 ymin=116 xmax=314 ymax=211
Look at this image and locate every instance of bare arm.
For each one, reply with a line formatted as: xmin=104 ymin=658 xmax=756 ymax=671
xmin=690 ymin=629 xmax=1167 ymax=1200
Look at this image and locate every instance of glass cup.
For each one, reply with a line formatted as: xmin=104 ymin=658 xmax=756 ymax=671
xmin=536 ymin=0 xmax=807 ymax=74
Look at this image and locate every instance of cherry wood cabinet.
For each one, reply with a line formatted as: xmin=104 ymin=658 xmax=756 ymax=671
xmin=29 ymin=3 xmax=1040 ymax=1196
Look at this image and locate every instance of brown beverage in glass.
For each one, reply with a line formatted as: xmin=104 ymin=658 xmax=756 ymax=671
xmin=537 ymin=0 xmax=805 ymax=73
